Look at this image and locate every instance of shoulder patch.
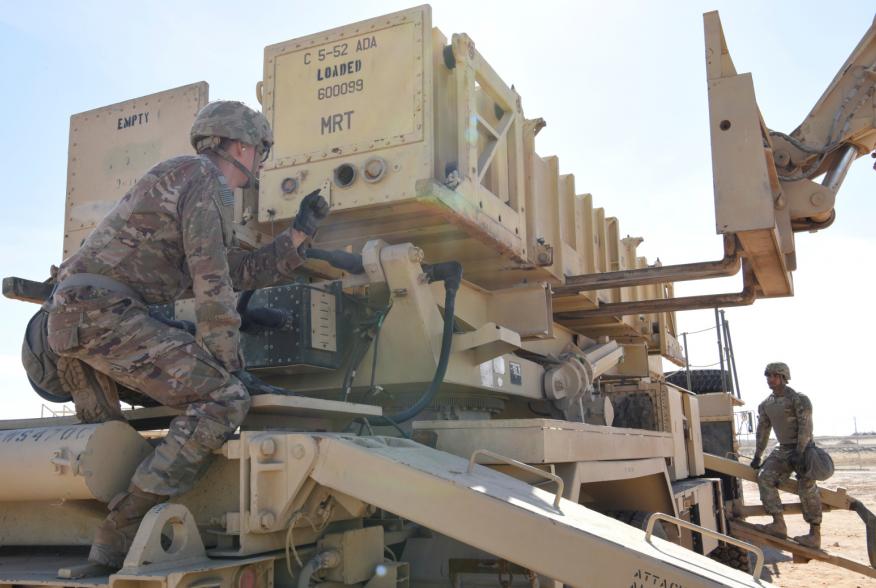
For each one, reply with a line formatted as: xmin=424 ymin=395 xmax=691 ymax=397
xmin=216 ymin=175 xmax=235 ymax=207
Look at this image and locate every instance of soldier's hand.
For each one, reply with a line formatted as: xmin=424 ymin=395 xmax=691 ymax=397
xmin=750 ymin=456 xmax=762 ymax=470
xmin=293 ymin=189 xmax=330 ymax=237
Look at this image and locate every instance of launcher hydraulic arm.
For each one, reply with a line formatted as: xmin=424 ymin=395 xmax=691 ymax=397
xmin=563 ymin=12 xmax=876 ymax=317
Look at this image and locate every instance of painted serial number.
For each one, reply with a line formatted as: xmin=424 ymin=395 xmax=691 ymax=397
xmin=317 ymin=79 xmax=364 ymax=100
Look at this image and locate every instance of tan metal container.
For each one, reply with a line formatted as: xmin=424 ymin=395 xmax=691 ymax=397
xmin=63 ymin=83 xmax=209 ymax=259
xmin=0 ymin=422 xmax=152 ymax=502
xmin=258 ymin=7 xmax=662 ymax=294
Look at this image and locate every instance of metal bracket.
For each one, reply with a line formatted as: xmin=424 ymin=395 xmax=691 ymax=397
xmin=122 ymin=504 xmax=207 ymax=570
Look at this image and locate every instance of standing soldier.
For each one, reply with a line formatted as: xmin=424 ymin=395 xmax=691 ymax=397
xmin=45 ymin=101 xmax=329 ymax=569
xmin=750 ymin=362 xmax=822 ymax=549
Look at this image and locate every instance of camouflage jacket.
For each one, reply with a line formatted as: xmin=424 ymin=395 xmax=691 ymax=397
xmin=56 ymin=155 xmax=306 ymax=370
xmin=754 ymin=385 xmax=813 ymax=457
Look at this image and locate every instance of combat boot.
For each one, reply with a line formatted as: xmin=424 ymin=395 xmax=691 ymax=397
xmin=793 ymin=524 xmax=821 ymax=549
xmin=58 ymin=357 xmax=125 ymax=423
xmin=758 ymin=514 xmax=787 ymax=537
xmin=88 ymin=485 xmax=165 ymax=569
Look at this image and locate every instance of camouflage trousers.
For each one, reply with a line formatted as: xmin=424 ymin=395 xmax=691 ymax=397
xmin=46 ymin=286 xmax=250 ymax=497
xmin=757 ymin=445 xmax=822 ymax=524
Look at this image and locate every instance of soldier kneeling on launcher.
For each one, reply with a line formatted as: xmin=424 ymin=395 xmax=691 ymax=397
xmin=751 ymin=362 xmax=823 ymax=549
xmin=42 ymin=101 xmax=330 ymax=569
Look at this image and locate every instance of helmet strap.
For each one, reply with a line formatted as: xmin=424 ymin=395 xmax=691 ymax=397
xmin=211 ymin=146 xmax=260 ymax=190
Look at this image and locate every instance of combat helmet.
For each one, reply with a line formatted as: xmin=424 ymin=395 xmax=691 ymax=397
xmin=190 ymin=101 xmax=273 ymax=188
xmin=764 ymin=362 xmax=791 ymax=381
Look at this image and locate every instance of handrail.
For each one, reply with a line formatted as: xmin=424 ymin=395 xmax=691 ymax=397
xmin=645 ymin=512 xmax=764 ymax=580
xmin=467 ymin=448 xmax=564 ymax=510
xmin=554 ymin=235 xmax=739 ymax=294
xmin=556 ymin=262 xmax=757 ymax=318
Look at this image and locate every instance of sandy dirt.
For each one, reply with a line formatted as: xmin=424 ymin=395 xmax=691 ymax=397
xmin=738 ymin=438 xmax=876 ymax=587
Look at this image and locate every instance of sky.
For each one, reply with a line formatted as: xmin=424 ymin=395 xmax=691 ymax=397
xmin=0 ymin=1 xmax=873 ymax=435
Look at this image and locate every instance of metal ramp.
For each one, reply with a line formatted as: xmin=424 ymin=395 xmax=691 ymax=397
xmin=729 ymin=520 xmax=876 ymax=580
xmin=307 ymin=435 xmax=765 ymax=587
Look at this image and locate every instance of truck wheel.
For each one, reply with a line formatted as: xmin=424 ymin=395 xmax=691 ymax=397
xmin=709 ymin=543 xmax=750 ymax=572
xmin=607 ymin=510 xmax=669 ymax=540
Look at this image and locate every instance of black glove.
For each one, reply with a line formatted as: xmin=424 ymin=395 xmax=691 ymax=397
xmin=232 ymin=369 xmax=294 ymax=396
xmin=292 ymin=189 xmax=330 ymax=237
xmin=750 ymin=455 xmax=762 ymax=470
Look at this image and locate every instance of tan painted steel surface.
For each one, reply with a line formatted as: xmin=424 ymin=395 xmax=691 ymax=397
xmin=0 ymin=422 xmax=151 ymax=503
xmin=672 ymin=479 xmax=721 ymax=555
xmin=413 ymin=418 xmax=674 ymax=464
xmin=683 ymin=391 xmax=706 ymax=476
xmin=560 ymin=458 xmax=677 ymax=517
xmin=254 ymin=4 xmax=682 ymax=357
xmin=305 ymin=434 xmax=764 ymax=587
xmin=0 ymin=393 xmax=381 ymax=432
xmin=63 ymin=83 xmax=208 ymax=259
xmin=602 ymin=381 xmax=693 ymax=481
xmin=697 ymin=391 xmax=744 ymax=419
xmin=0 ymin=501 xmax=104 ymax=547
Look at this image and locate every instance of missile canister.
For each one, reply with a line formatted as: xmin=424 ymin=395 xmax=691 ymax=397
xmin=0 ymin=421 xmax=152 ymax=502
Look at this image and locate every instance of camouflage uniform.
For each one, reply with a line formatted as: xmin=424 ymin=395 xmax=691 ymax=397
xmin=46 ymin=154 xmax=306 ymax=496
xmin=754 ymin=386 xmax=821 ymax=525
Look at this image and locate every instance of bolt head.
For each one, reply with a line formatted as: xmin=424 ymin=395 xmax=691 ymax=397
xmin=259 ymin=511 xmax=276 ymax=529
xmin=809 ymin=191 xmax=826 ymax=207
xmin=291 ymin=444 xmax=306 ymax=460
xmin=408 ymin=246 xmax=424 ymax=263
xmin=260 ymin=438 xmax=276 ymax=457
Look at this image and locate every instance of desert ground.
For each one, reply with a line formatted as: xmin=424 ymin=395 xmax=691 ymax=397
xmin=738 ymin=436 xmax=876 ymax=587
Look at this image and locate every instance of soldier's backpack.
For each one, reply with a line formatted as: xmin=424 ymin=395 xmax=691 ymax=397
xmin=21 ymin=308 xmax=70 ymax=403
xmin=801 ymin=443 xmax=835 ymax=481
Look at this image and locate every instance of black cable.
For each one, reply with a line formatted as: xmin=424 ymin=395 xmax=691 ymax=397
xmin=305 ymin=248 xmax=365 ymax=274
xmin=366 ymin=305 xmax=391 ymax=398
xmin=371 ymin=262 xmax=462 ymax=426
xmin=341 ymin=334 xmax=371 ymax=401
xmin=339 ymin=302 xmax=392 ymax=401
